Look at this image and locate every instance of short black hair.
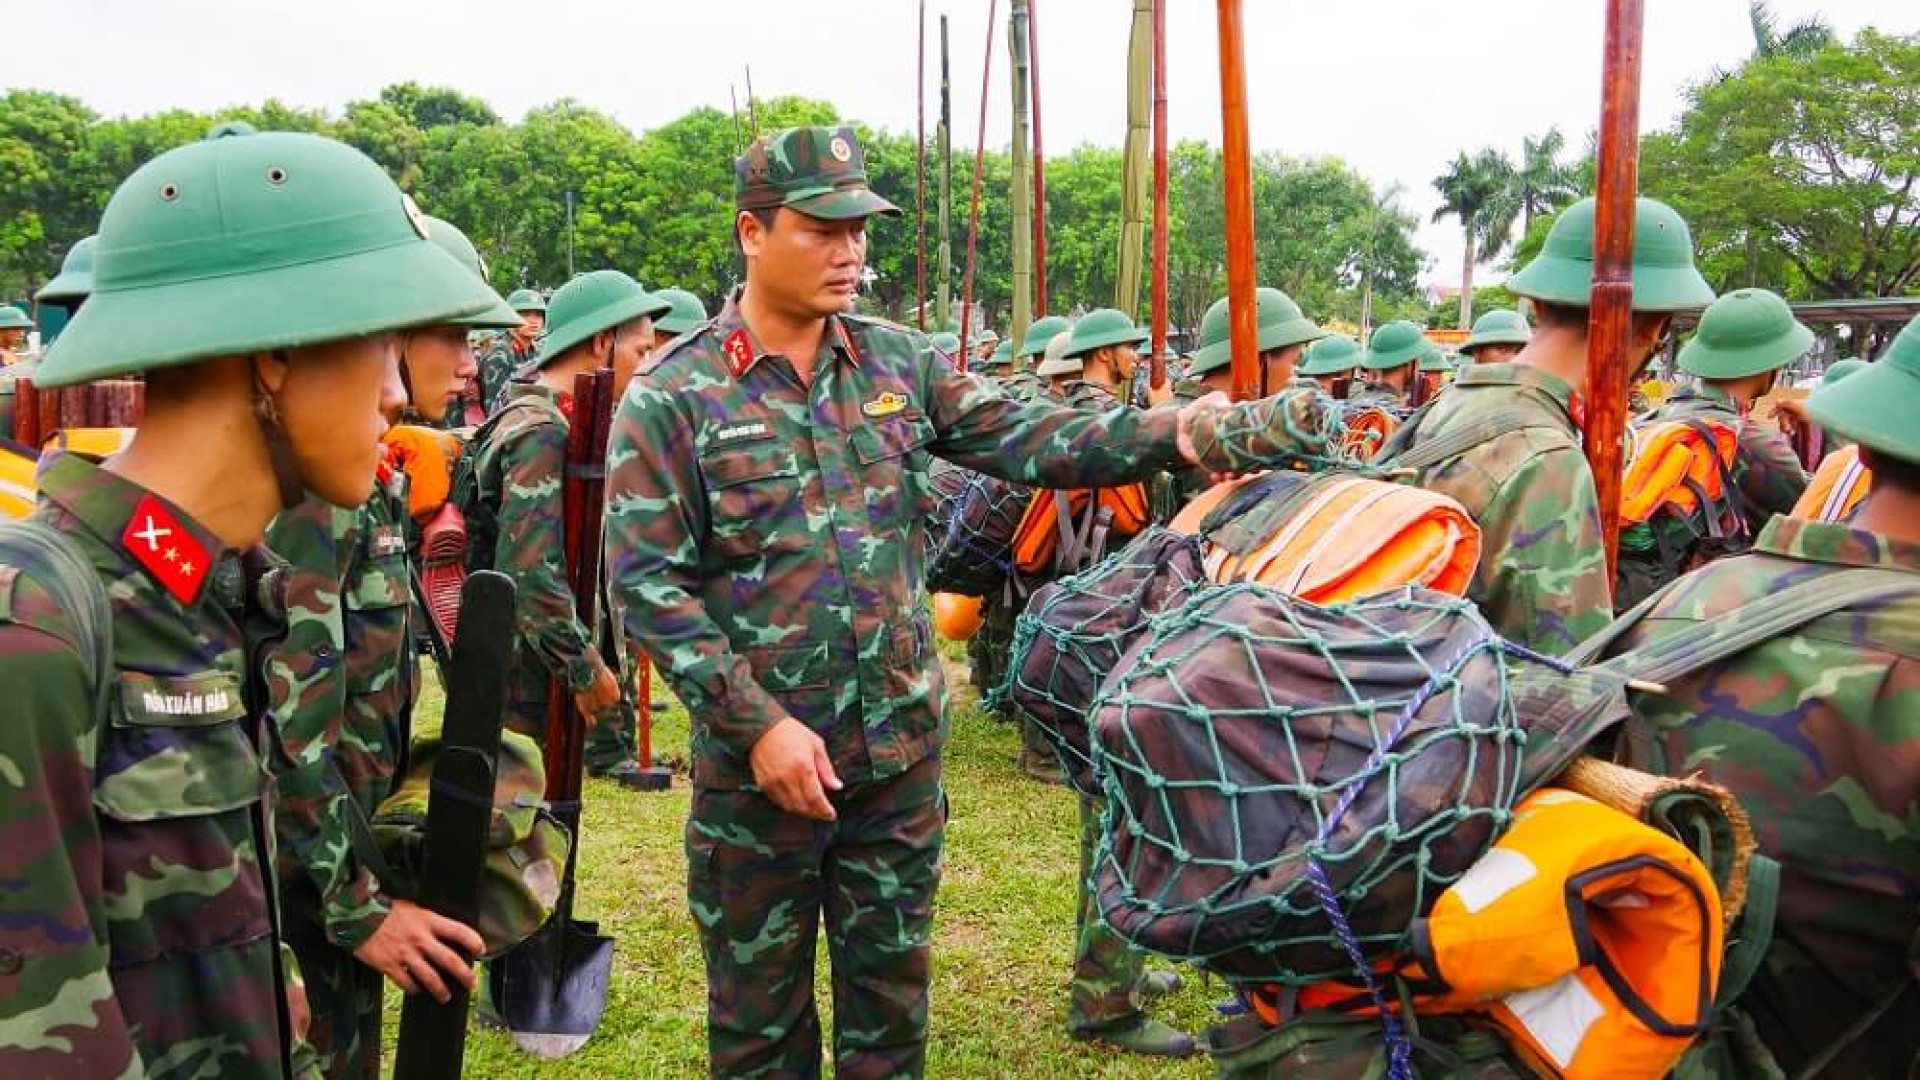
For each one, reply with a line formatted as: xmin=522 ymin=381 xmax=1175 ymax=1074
xmin=734 ymin=207 xmax=778 ymax=257
xmin=1862 ymin=446 xmax=1920 ymax=495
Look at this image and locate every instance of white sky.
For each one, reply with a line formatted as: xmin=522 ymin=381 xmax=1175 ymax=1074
xmin=15 ymin=0 xmax=1917 ymax=286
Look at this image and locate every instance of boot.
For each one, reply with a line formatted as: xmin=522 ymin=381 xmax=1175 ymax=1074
xmin=1074 ymin=1018 xmax=1197 ymax=1058
xmin=1140 ymin=969 xmax=1184 ymax=999
xmin=589 ymin=760 xmax=651 ymax=791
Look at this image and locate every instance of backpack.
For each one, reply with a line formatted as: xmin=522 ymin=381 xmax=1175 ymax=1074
xmin=1008 ymin=481 xmax=1153 ymax=578
xmin=448 ymin=392 xmax=566 ymax=576
xmin=924 ymin=469 xmax=1032 ymax=597
xmin=1615 ymin=418 xmax=1749 ymax=609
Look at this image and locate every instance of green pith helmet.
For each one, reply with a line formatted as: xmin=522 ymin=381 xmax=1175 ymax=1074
xmin=1821 ymin=358 xmax=1865 ymax=386
xmin=1806 ymin=314 xmax=1920 ymax=465
xmin=1417 ymin=342 xmax=1454 ymax=373
xmin=929 ymin=331 xmax=962 ymax=355
xmin=1019 ymin=314 xmax=1071 ymax=359
xmin=974 ymin=327 xmax=1000 ymax=347
xmin=0 ymin=306 xmax=31 ymax=332
xmin=1189 ymin=287 xmax=1326 ymax=376
xmin=1460 ymin=308 xmax=1531 ymax=354
xmin=1034 ymin=329 xmax=1082 ymax=378
xmin=531 ymin=270 xmax=672 ymax=368
xmin=1063 ymin=308 xmax=1149 ymax=359
xmin=980 ymin=337 xmax=1015 ymax=369
xmin=1507 ymin=196 xmax=1715 ymax=313
xmin=38 ymin=127 xmax=505 ymax=388
xmin=1677 ymin=288 xmax=1814 ymax=380
xmin=36 ymin=235 xmax=96 ymax=304
xmin=425 ymin=216 xmax=519 ymax=329
xmin=735 ymin=125 xmax=901 ymax=220
xmin=1363 ymin=320 xmax=1427 ymax=371
xmin=1298 ymin=333 xmax=1363 ymax=376
xmin=506 ymin=287 xmax=547 ymax=314
xmin=652 ymin=287 xmax=708 ymax=335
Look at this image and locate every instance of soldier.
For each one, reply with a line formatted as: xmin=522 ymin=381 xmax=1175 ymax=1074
xmin=1351 ymin=319 xmax=1426 ymax=412
xmin=0 ymin=125 xmax=503 ymax=1080
xmin=971 ymin=327 xmax=1000 ymax=368
xmin=602 ymin=124 xmax=1240 ymax=1080
xmin=929 ymin=330 xmax=962 ymax=359
xmin=1458 ymin=307 xmax=1532 ymax=366
xmin=0 ymin=305 xmax=29 ymax=364
xmin=1649 ymin=287 xmax=1812 ymax=525
xmin=1034 ymin=324 xmax=1082 ymax=396
xmin=1596 ymin=312 xmax=1920 ymax=1080
xmin=1013 ymin=314 xmax=1072 ymax=398
xmin=1297 ymin=333 xmax=1362 ymax=398
xmin=458 ymin=288 xmax=546 ymax=425
xmin=1400 ymin=196 xmax=1715 ymax=653
xmin=459 ymin=269 xmax=666 ymax=755
xmin=1187 ymin=287 xmax=1326 ymax=399
xmin=653 ymin=287 xmax=710 ymax=352
xmin=264 ymin=215 xmax=516 ymax=1080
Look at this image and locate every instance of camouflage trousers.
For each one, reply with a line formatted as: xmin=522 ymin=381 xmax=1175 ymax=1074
xmin=966 ymin=590 xmax=1019 ymax=706
xmin=1071 ymin=794 xmax=1145 ymax=1033
xmin=281 ymin=890 xmax=382 ymax=1080
xmin=686 ymin=755 xmax=945 ymax=1080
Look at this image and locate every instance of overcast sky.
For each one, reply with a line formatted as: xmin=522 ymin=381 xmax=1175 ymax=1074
xmin=17 ymin=0 xmax=1917 ymax=286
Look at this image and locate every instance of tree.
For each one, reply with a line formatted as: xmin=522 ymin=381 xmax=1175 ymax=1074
xmin=1511 ymin=127 xmax=1578 ymax=235
xmin=1431 ymin=148 xmax=1516 ymax=328
xmin=1641 ymin=28 xmax=1920 ymax=298
xmin=0 ymin=90 xmax=99 ymax=299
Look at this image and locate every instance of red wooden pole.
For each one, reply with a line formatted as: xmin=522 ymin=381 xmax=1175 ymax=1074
xmin=1215 ymin=0 xmax=1259 ymax=402
xmin=1149 ymin=0 xmax=1170 ymax=390
xmin=958 ymin=0 xmax=999 ymax=371
xmin=916 ymin=0 xmax=928 ymax=330
xmin=1028 ymin=0 xmax=1048 ymax=315
xmin=1586 ymin=0 xmax=1645 ymax=581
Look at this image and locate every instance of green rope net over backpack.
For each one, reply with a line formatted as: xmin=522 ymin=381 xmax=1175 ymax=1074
xmin=1082 ymin=583 xmax=1545 ymax=989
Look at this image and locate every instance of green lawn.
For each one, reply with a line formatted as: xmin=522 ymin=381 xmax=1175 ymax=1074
xmin=388 ymin=660 xmax=1221 ymax=1079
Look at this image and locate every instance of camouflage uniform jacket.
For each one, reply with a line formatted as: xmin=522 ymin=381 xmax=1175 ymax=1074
xmin=466 ymin=382 xmax=605 ymax=701
xmin=472 ymin=330 xmax=537 ymax=418
xmin=1603 ymin=516 xmax=1919 ymax=1079
xmin=1644 ymin=383 xmax=1810 ymax=527
xmin=0 ymin=453 xmax=300 ymax=1080
xmin=265 ymin=460 xmax=416 ymax=954
xmin=605 ymin=297 xmax=1221 ymax=789
xmin=997 ymin=369 xmax=1049 ymax=402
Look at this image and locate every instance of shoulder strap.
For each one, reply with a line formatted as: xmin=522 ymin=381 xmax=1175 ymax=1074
xmin=1381 ymin=403 xmax=1565 ymax=474
xmin=0 ymin=520 xmax=114 ymax=721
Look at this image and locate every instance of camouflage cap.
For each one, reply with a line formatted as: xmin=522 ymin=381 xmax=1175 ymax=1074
xmin=735 ymin=125 xmax=901 ymax=221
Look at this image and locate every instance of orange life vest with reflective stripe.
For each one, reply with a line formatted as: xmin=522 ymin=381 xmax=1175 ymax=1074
xmin=1792 ymin=443 xmax=1871 ymax=523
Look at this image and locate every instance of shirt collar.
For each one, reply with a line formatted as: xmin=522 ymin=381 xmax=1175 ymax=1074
xmin=1752 ymin=515 xmax=1920 ymax=574
xmin=35 ymin=451 xmax=231 ymax=609
xmin=715 ymin=287 xmax=861 ymax=379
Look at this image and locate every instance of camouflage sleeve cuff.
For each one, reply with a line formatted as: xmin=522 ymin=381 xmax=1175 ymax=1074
xmin=326 ymin=889 xmax=392 ymax=952
xmin=1187 ymin=390 xmax=1342 ymax=473
xmin=562 ymin=651 xmax=606 ymax=693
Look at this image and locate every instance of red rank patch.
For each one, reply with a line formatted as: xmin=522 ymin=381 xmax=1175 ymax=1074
xmin=121 ymin=494 xmax=211 ymax=605
xmin=723 ymin=331 xmax=755 ymax=377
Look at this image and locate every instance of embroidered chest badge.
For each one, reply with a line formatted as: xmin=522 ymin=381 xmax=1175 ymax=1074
xmin=862 ymin=392 xmax=910 ymax=419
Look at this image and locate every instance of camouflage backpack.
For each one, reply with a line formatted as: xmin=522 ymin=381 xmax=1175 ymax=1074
xmin=448 ymin=391 xmax=568 ymax=576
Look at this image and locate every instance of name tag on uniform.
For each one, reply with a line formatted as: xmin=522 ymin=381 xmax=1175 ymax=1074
xmin=862 ymin=392 xmax=910 ymax=418
xmin=371 ymin=527 xmax=406 ymax=557
xmin=119 ymin=670 xmax=248 ymax=727
xmin=714 ymin=421 xmax=772 ymax=445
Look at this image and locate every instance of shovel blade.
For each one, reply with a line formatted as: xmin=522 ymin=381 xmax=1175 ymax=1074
xmin=492 ymin=918 xmax=615 ymax=1059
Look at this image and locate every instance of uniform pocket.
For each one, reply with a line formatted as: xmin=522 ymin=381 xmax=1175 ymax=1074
xmin=701 ymin=445 xmax=803 ymax=561
xmin=97 ymin=671 xmax=265 ymax=820
xmin=849 ymin=413 xmax=937 ymax=534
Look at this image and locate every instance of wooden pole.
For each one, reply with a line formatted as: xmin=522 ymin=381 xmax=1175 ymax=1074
xmin=937 ymin=15 xmax=953 ymax=334
xmin=1008 ymin=1 xmax=1033 ymax=356
xmin=1028 ymin=0 xmax=1048 ymax=315
xmin=1586 ymin=0 xmax=1645 ymax=580
xmin=916 ymin=0 xmax=928 ymax=330
xmin=1215 ymin=0 xmax=1259 ymax=402
xmin=958 ymin=0 xmax=999 ymax=371
xmin=1149 ymin=0 xmax=1170 ymax=389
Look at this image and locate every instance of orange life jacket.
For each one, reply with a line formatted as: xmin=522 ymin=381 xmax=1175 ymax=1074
xmin=1010 ymin=483 xmax=1152 ymax=576
xmin=1170 ymin=473 xmax=1479 ymax=603
xmin=1273 ymin=788 xmax=1722 ymax=1080
xmin=1620 ymin=419 xmax=1738 ymax=524
xmin=1792 ymin=443 xmax=1871 ymax=523
xmin=382 ymin=424 xmax=465 ymax=519
xmin=1339 ymin=407 xmax=1400 ymax=461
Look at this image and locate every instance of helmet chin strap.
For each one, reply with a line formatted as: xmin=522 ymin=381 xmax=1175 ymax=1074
xmin=255 ymin=353 xmax=307 ymax=510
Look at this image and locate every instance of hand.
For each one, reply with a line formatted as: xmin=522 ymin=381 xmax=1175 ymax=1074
xmin=352 ymin=899 xmax=485 ymax=1003
xmin=1771 ymin=397 xmax=1808 ymax=434
xmin=1175 ymin=391 xmax=1232 ymax=467
xmin=573 ymin=665 xmax=621 ymax=725
xmin=1144 ymin=380 xmax=1174 ymax=409
xmin=749 ymin=717 xmax=843 ymax=821
xmin=287 ymin=969 xmax=312 ymax=1041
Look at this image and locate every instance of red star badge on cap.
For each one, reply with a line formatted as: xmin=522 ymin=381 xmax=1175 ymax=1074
xmin=723 ymin=331 xmax=755 ymax=378
xmin=122 ymin=495 xmax=210 ymax=605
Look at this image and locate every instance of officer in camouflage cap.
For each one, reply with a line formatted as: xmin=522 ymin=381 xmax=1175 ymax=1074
xmin=603 ymin=123 xmax=1251 ymax=1080
xmin=264 ymin=213 xmax=516 ymax=1079
xmin=1595 ymin=311 xmax=1920 ymax=1080
xmin=971 ymin=326 xmax=1000 ymax=368
xmin=0 ymin=124 xmax=504 ymax=1080
xmin=465 ymin=287 xmax=548 ymax=422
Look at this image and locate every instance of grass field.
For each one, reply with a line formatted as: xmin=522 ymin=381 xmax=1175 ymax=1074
xmin=387 ymin=659 xmax=1222 ymax=1079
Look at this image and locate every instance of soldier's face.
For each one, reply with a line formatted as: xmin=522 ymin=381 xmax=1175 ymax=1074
xmin=515 ymin=310 xmax=545 ymax=344
xmin=400 ymin=324 xmax=474 ymax=424
xmin=608 ymin=318 xmax=654 ymax=401
xmin=268 ymin=334 xmax=405 ymax=508
xmin=744 ymin=209 xmax=868 ymax=318
xmin=1112 ymin=344 xmax=1141 ymax=381
xmin=1260 ymin=345 xmax=1302 ymax=389
xmin=0 ymin=328 xmax=23 ymax=350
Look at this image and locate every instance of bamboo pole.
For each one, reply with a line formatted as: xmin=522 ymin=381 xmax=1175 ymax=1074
xmin=1028 ymin=0 xmax=1048 ymax=315
xmin=937 ymin=16 xmax=954 ymax=333
xmin=916 ymin=0 xmax=928 ymax=330
xmin=1215 ymin=0 xmax=1259 ymax=402
xmin=1008 ymin=1 xmax=1034 ymax=356
xmin=958 ymin=0 xmax=999 ymax=371
xmin=1116 ymin=0 xmax=1153 ymax=317
xmin=1586 ymin=0 xmax=1646 ymax=580
xmin=1149 ymin=0 xmax=1170 ymax=389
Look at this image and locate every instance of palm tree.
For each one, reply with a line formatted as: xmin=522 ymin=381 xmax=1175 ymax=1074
xmin=1512 ymin=128 xmax=1578 ymax=235
xmin=1747 ymin=0 xmax=1834 ymax=59
xmin=1431 ymin=149 xmax=1515 ymax=330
